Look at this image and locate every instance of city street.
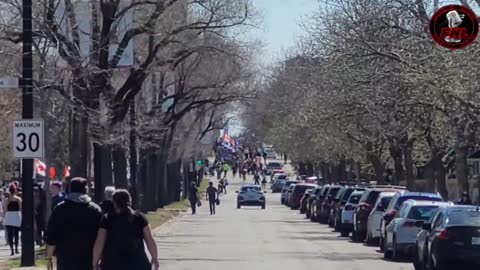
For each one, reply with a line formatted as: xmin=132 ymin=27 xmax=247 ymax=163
xmin=154 ymin=172 xmax=413 ymax=270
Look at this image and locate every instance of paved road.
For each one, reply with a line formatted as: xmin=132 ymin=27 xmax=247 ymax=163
xmin=154 ymin=161 xmax=413 ymax=270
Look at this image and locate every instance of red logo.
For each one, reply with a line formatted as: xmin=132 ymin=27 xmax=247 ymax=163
xmin=430 ymin=5 xmax=478 ymax=49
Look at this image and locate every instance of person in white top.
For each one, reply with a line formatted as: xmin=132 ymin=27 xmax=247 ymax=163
xmin=3 ymin=184 xmax=22 ymax=255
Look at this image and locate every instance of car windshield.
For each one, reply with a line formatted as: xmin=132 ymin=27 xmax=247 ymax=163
xmin=329 ymin=187 xmax=341 ymax=197
xmin=295 ymin=185 xmax=314 ymax=194
xmin=267 ymin=162 xmax=281 ymax=167
xmin=341 ymin=189 xmax=354 ymax=200
xmin=348 ymin=194 xmax=362 ymax=204
xmin=396 ymin=195 xmax=442 ymax=209
xmin=380 ymin=196 xmax=392 ymax=207
xmin=407 ymin=206 xmax=439 ymax=221
xmin=241 ymin=186 xmax=260 ymax=192
xmin=446 ymin=209 xmax=480 ymax=226
xmin=314 ymin=188 xmax=323 ymax=195
xmin=366 ymin=191 xmax=380 ymax=205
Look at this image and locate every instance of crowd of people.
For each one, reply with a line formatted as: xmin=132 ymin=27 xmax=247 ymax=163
xmin=0 ymin=178 xmax=159 ymax=270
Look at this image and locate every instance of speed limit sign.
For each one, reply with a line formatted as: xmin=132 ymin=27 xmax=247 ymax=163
xmin=12 ymin=119 xmax=45 ymax=158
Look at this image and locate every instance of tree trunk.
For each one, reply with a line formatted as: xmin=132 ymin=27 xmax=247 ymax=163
xmin=70 ymin=114 xmax=89 ymax=178
xmin=129 ymin=100 xmax=138 ymax=207
xmin=101 ymin=145 xmax=113 ymax=188
xmin=454 ymin=142 xmax=469 ymax=195
xmin=93 ymin=143 xmax=103 ymax=202
xmin=354 ymin=160 xmax=361 ymax=183
xmin=432 ymin=155 xmax=448 ymax=199
xmin=403 ymin=142 xmax=415 ymax=191
xmin=145 ymin=150 xmax=158 ymax=211
xmin=138 ymin=149 xmax=147 ymax=212
xmin=112 ymin=144 xmax=129 ymax=189
xmin=371 ymin=156 xmax=384 ymax=184
xmin=389 ymin=145 xmax=404 ymax=185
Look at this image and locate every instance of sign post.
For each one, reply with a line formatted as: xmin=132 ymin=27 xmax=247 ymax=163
xmin=20 ymin=0 xmax=35 ymax=266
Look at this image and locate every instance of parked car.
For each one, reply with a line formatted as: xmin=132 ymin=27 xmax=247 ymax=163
xmin=271 ymin=174 xmax=288 ymax=192
xmin=340 ymin=190 xmax=365 ymax=237
xmin=380 ymin=191 xmax=443 ymax=251
xmin=299 ymin=188 xmax=315 ymax=214
xmin=353 ymin=187 xmax=402 ymax=242
xmin=413 ymin=205 xmax=480 ymax=270
xmin=266 ymin=161 xmax=283 ymax=175
xmin=384 ymin=200 xmax=452 ymax=260
xmin=280 ymin=180 xmax=299 ymax=204
xmin=236 ymin=184 xmax=267 ymax=209
xmin=285 ymin=184 xmax=297 ymax=207
xmin=366 ymin=192 xmax=395 ymax=245
xmin=333 ymin=186 xmax=365 ymax=231
xmin=306 ymin=186 xmax=323 ymax=219
xmin=264 ymin=148 xmax=276 ymax=159
xmin=290 ymin=183 xmax=318 ymax=210
xmin=271 ymin=169 xmax=286 ymax=182
xmin=304 ymin=176 xmax=319 ymax=184
xmin=311 ymin=184 xmax=331 ymax=222
xmin=319 ymin=185 xmax=343 ymax=224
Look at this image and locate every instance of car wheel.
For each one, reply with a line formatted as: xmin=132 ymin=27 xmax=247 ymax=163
xmin=413 ymin=245 xmax=421 ymax=270
xmin=237 ymin=203 xmax=241 ymax=209
xmin=392 ymin=235 xmax=400 ymax=260
xmin=366 ymin=232 xmax=374 ymax=246
xmin=383 ymin=236 xmax=392 ymax=259
xmin=306 ymin=209 xmax=311 ymax=219
xmin=262 ymin=203 xmax=266 ymax=209
xmin=328 ymin=217 xmax=334 ymax=228
xmin=334 ymin=218 xmax=340 ymax=232
xmin=281 ymin=198 xmax=285 ymax=204
xmin=379 ymin=235 xmax=385 ymax=252
xmin=340 ymin=229 xmax=349 ymax=237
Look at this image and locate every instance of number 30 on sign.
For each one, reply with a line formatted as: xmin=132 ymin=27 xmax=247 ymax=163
xmin=12 ymin=119 xmax=45 ymax=158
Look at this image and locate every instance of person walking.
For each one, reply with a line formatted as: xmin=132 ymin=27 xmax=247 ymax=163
xmin=93 ymin=189 xmax=159 ymax=270
xmin=456 ymin=191 xmax=472 ymax=205
xmin=46 ymin=177 xmax=103 ymax=270
xmin=50 ymin=181 xmax=65 ymax=212
xmin=254 ymin=173 xmax=260 ymax=185
xmin=34 ymin=186 xmax=46 ymax=246
xmin=284 ymin=154 xmax=288 ymax=165
xmin=206 ymin=182 xmax=218 ymax=215
xmin=100 ymin=186 xmax=116 ymax=216
xmin=188 ymin=182 xmax=200 ymax=215
xmin=222 ymin=163 xmax=230 ymax=178
xmin=261 ymin=172 xmax=267 ymax=190
xmin=3 ymin=184 xmax=21 ymax=255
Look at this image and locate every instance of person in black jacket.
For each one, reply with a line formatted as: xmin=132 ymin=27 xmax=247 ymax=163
xmin=46 ymin=177 xmax=102 ymax=270
xmin=456 ymin=191 xmax=472 ymax=205
xmin=99 ymin=186 xmax=115 ymax=216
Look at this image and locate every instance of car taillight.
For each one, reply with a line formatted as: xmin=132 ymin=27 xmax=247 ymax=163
xmin=345 ymin=205 xmax=354 ymax=211
xmin=438 ymin=229 xmax=450 ymax=240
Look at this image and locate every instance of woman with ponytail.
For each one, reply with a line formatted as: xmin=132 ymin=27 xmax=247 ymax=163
xmin=92 ymin=189 xmax=159 ymax=270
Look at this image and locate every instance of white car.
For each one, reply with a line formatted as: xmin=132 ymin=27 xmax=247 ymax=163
xmin=236 ymin=184 xmax=266 ymax=209
xmin=264 ymin=148 xmax=276 ymax=159
xmin=266 ymin=161 xmax=283 ymax=175
xmin=281 ymin=180 xmax=298 ymax=204
xmin=340 ymin=191 xmax=364 ymax=237
xmin=384 ymin=200 xmax=453 ymax=259
xmin=366 ymin=192 xmax=396 ymax=245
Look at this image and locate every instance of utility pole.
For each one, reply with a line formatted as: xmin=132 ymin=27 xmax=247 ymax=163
xmin=21 ymin=0 xmax=35 ymax=266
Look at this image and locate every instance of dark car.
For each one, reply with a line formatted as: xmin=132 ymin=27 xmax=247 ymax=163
xmin=414 ymin=205 xmax=480 ymax=270
xmin=319 ymin=185 xmax=342 ymax=224
xmin=353 ymin=187 xmax=401 ymax=242
xmin=300 ymin=188 xmax=316 ymax=214
xmin=332 ymin=186 xmax=365 ymax=231
xmin=290 ymin=183 xmax=318 ymax=210
xmin=281 ymin=180 xmax=299 ymax=204
xmin=312 ymin=184 xmax=331 ymax=222
xmin=306 ymin=186 xmax=323 ymax=219
xmin=271 ymin=174 xmax=288 ymax=193
xmin=380 ymin=191 xmax=443 ymax=251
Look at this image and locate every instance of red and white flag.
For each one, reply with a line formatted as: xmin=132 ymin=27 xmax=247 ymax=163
xmin=64 ymin=166 xmax=71 ymax=178
xmin=34 ymin=159 xmax=46 ymax=177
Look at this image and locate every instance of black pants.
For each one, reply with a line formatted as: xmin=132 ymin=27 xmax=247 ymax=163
xmin=6 ymin=226 xmax=19 ymax=253
xmin=209 ymin=199 xmax=216 ymax=214
xmin=189 ymin=199 xmax=197 ymax=214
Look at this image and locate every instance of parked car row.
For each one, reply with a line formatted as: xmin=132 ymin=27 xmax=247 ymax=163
xmin=280 ymin=182 xmax=480 ymax=270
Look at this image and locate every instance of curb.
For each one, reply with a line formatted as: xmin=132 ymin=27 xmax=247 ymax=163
xmin=152 ymin=212 xmax=185 ymax=235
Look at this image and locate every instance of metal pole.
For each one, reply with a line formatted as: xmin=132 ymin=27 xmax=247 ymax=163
xmin=21 ymin=0 xmax=35 ymax=266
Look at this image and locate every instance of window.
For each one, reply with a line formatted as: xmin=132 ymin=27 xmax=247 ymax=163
xmin=433 ymin=213 xmax=444 ymax=229
xmin=397 ymin=204 xmax=408 ymax=218
xmin=348 ymin=194 xmax=362 ymax=204
xmin=241 ymin=187 xmax=260 ymax=192
xmin=407 ymin=206 xmax=439 ymax=221
xmin=446 ymin=210 xmax=480 ymax=226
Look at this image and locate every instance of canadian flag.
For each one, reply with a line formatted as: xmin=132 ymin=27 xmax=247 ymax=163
xmin=34 ymin=159 xmax=46 ymax=177
xmin=64 ymin=166 xmax=71 ymax=178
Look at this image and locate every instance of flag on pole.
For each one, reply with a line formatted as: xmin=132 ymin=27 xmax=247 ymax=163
xmin=34 ymin=159 xmax=46 ymax=177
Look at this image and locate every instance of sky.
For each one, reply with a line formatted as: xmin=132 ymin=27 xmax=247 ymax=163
xmin=251 ymin=0 xmax=319 ymax=63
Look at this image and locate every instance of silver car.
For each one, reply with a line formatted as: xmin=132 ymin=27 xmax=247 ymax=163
xmin=236 ymin=185 xmax=267 ymax=209
xmin=384 ymin=200 xmax=453 ymax=260
xmin=340 ymin=191 xmax=364 ymax=237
